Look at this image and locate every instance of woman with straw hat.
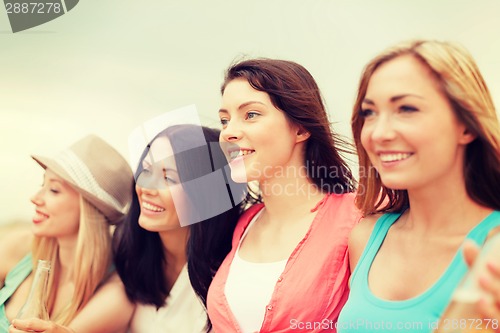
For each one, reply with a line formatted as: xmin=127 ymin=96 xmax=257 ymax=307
xmin=0 ymin=134 xmax=135 ymax=333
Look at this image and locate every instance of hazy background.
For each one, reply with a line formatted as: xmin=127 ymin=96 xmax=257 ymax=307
xmin=1 ymin=0 xmax=500 ymax=227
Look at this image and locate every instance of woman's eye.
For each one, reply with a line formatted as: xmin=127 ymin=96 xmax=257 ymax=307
xmin=359 ymin=108 xmax=375 ymax=118
xmin=246 ymin=111 xmax=260 ymax=120
xmin=164 ymin=176 xmax=178 ymax=185
xmin=162 ymin=169 xmax=178 ymax=185
xmin=220 ymin=118 xmax=229 ymax=126
xmin=50 ymin=189 xmax=59 ymax=194
xmin=399 ymin=105 xmax=418 ymax=113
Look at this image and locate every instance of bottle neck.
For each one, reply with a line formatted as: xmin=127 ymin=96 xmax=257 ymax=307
xmin=16 ymin=259 xmax=51 ymax=320
xmin=28 ymin=265 xmax=50 ymax=303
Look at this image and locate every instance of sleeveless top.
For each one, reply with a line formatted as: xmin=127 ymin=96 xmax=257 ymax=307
xmin=225 ymin=209 xmax=288 ymax=332
xmin=0 ymin=254 xmax=33 ymax=332
xmin=208 ymin=193 xmax=361 ymax=333
xmin=337 ymin=211 xmax=500 ymax=333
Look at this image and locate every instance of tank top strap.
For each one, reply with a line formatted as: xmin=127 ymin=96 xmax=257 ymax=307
xmin=350 ymin=213 xmax=402 ymax=284
xmin=467 ymin=210 xmax=500 ymax=244
xmin=0 ymin=254 xmax=33 ymax=306
xmin=351 ymin=210 xmax=500 ymax=286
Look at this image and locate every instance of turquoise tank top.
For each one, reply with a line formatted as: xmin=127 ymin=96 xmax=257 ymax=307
xmin=0 ymin=254 xmax=33 ymax=332
xmin=338 ymin=211 xmax=500 ymax=333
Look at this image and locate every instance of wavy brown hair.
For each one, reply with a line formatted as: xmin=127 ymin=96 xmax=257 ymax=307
xmin=222 ymin=58 xmax=356 ymax=194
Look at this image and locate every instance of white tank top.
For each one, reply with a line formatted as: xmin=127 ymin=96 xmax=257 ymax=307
xmin=224 ymin=210 xmax=288 ymax=333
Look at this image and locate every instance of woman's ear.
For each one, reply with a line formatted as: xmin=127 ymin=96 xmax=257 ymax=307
xmin=296 ymin=127 xmax=311 ymax=143
xmin=459 ymin=127 xmax=476 ymax=145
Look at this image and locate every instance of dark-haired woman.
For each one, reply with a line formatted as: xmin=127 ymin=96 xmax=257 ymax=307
xmin=113 ymin=124 xmax=244 ymax=332
xmin=207 ymin=58 xmax=361 ymax=332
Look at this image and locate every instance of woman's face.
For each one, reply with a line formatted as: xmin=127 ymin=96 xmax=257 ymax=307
xmin=30 ymin=169 xmax=81 ymax=239
xmin=136 ymin=136 xmax=187 ymax=232
xmin=218 ymin=78 xmax=304 ymax=183
xmin=360 ymin=55 xmax=474 ymax=191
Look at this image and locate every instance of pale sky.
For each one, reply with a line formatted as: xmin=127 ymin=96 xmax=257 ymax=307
xmin=1 ymin=0 xmax=500 ymax=225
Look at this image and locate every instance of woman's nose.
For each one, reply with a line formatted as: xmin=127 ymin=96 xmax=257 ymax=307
xmin=30 ymin=189 xmax=43 ymax=206
xmin=370 ymin=114 xmax=397 ymax=143
xmin=220 ymin=119 xmax=243 ymax=142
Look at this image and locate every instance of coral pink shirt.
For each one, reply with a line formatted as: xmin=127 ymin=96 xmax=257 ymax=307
xmin=207 ymin=193 xmax=360 ymax=333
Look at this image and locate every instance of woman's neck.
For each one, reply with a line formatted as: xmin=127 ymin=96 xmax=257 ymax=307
xmin=159 ymin=227 xmax=189 ymax=288
xmin=259 ymin=170 xmax=327 ymax=226
xmin=56 ymin=236 xmax=78 ymax=282
xmin=405 ymin=173 xmax=492 ymax=235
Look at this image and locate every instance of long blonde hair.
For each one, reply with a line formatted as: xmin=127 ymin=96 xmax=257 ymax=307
xmin=352 ymin=40 xmax=500 ymax=215
xmin=31 ymin=196 xmax=112 ymax=325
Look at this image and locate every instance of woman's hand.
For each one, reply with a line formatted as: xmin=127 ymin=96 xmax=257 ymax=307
xmin=9 ymin=318 xmax=76 ymax=333
xmin=463 ymin=240 xmax=500 ymax=332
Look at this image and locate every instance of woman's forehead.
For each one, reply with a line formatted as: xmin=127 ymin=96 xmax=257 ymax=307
xmin=144 ymin=136 xmax=174 ymax=165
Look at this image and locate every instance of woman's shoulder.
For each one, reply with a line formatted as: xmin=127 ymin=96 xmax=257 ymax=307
xmin=0 ymin=228 xmax=32 ymax=285
xmin=98 ymin=273 xmax=130 ymax=294
xmin=322 ymin=192 xmax=362 ymax=225
xmin=68 ymin=272 xmax=135 ymax=332
xmin=348 ymin=213 xmax=382 ymax=269
xmin=350 ymin=214 xmax=382 ymax=241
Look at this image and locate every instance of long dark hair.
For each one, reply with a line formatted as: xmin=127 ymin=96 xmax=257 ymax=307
xmin=222 ymin=58 xmax=356 ymax=194
xmin=112 ymin=125 xmax=244 ymax=331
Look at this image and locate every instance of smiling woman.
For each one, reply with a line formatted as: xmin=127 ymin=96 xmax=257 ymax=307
xmin=359 ymin=54 xmax=474 ymax=192
xmin=206 ymin=58 xmax=360 ymax=333
xmin=0 ymin=134 xmax=135 ymax=333
xmin=112 ymin=124 xmax=245 ymax=333
xmin=219 ymin=78 xmax=302 ymax=184
xmin=135 ymin=136 xmax=186 ymax=232
xmin=31 ymin=169 xmax=81 ymax=237
xmin=338 ymin=39 xmax=500 ymax=333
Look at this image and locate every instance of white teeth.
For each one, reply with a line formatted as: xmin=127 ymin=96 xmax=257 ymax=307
xmin=229 ymin=149 xmax=255 ymax=159
xmin=380 ymin=153 xmax=412 ymax=162
xmin=229 ymin=151 xmax=239 ymax=159
xmin=142 ymin=202 xmax=165 ymax=212
xmin=35 ymin=212 xmax=48 ymax=220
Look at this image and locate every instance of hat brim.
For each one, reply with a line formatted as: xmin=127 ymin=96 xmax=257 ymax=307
xmin=32 ymin=155 xmax=125 ymax=224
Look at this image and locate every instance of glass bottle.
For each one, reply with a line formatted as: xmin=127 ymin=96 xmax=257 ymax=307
xmin=433 ymin=233 xmax=500 ymax=333
xmin=16 ymin=259 xmax=51 ymax=320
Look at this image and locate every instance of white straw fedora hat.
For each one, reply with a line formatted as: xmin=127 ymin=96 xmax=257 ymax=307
xmin=32 ymin=135 xmax=134 ymax=224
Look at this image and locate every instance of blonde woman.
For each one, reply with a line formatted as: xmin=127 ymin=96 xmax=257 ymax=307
xmin=338 ymin=40 xmax=500 ymax=332
xmin=0 ymin=135 xmax=135 ymax=333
